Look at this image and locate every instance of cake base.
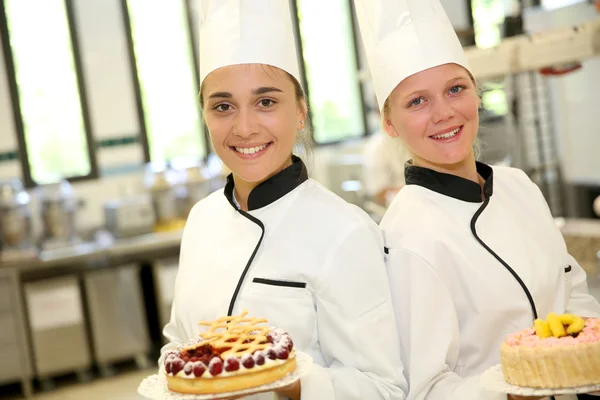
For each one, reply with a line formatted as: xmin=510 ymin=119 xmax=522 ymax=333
xmin=500 ymin=341 xmax=600 ymax=388
xmin=167 ymin=358 xmax=297 ymax=394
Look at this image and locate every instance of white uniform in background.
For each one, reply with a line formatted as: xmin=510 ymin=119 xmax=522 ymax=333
xmin=363 ymin=131 xmax=407 ymax=201
xmin=381 ymin=163 xmax=600 ymax=400
xmin=162 ymin=158 xmax=407 ymax=399
xmin=354 ymin=0 xmax=600 ymax=399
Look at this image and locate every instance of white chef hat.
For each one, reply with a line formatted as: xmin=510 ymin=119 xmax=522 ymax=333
xmin=354 ymin=0 xmax=471 ymax=110
xmin=198 ymin=0 xmax=302 ymax=87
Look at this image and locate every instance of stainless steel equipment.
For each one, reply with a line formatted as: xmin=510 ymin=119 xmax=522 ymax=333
xmin=172 ymin=161 xmax=211 ymax=219
xmin=83 ymin=264 xmax=151 ymax=376
xmin=104 ymin=195 xmax=155 ymax=238
xmin=36 ymin=180 xmax=81 ymax=249
xmin=0 ymin=179 xmax=36 ymax=260
xmin=144 ymin=163 xmax=185 ymax=232
xmin=24 ymin=275 xmax=92 ymax=381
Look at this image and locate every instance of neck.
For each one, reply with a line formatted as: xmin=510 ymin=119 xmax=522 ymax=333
xmin=412 ymin=150 xmax=480 ymax=186
xmin=232 ymin=157 xmax=293 ymax=211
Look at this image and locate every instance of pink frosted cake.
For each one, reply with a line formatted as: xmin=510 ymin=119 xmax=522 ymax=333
xmin=500 ymin=314 xmax=600 ymax=388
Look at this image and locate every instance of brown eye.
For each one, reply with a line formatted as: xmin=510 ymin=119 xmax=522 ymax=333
xmin=214 ymin=104 xmax=230 ymax=112
xmin=259 ymin=99 xmax=275 ymax=107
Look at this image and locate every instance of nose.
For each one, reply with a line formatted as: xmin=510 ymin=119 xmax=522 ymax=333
xmin=232 ymin=108 xmax=259 ymax=138
xmin=431 ymin=98 xmax=455 ymax=124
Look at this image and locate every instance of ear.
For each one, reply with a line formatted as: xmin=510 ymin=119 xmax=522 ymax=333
xmin=383 ymin=117 xmax=400 ymax=138
xmin=297 ymin=101 xmax=308 ymax=131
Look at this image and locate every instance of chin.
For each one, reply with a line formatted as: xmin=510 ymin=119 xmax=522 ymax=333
xmin=233 ymin=169 xmax=270 ymax=184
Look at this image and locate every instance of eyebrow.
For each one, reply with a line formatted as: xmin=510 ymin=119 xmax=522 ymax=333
xmin=208 ymin=91 xmax=232 ymax=100
xmin=252 ymin=87 xmax=283 ymax=95
xmin=207 ymin=87 xmax=283 ymax=100
xmin=446 ymin=76 xmax=468 ymax=84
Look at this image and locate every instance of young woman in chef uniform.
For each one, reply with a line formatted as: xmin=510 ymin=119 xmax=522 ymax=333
xmin=354 ymin=0 xmax=600 ymax=400
xmin=160 ymin=1 xmax=407 ymax=399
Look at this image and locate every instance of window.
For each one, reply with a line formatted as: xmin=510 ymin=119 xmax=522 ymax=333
xmin=471 ymin=0 xmax=509 ymax=117
xmin=126 ymin=0 xmax=205 ymax=164
xmin=3 ymin=0 xmax=94 ymax=184
xmin=296 ymin=0 xmax=366 ymax=144
xmin=471 ymin=0 xmax=505 ymax=49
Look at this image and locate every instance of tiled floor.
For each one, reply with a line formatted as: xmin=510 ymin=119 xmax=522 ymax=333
xmin=4 ymin=368 xmax=154 ymax=400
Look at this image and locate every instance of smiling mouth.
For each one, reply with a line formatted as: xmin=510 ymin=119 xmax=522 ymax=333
xmin=231 ymin=143 xmax=271 ymax=155
xmin=430 ymin=126 xmax=462 ymax=140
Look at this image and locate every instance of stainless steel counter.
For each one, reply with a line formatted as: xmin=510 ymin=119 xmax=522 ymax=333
xmin=0 ymin=229 xmax=183 ymax=272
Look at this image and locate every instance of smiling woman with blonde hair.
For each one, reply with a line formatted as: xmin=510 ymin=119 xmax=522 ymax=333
xmin=354 ymin=0 xmax=600 ymax=399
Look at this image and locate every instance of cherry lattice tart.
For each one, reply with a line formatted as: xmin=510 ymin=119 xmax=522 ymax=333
xmin=163 ymin=311 xmax=297 ymax=394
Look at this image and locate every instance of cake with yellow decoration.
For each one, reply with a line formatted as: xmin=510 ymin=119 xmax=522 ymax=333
xmin=163 ymin=311 xmax=296 ymax=394
xmin=500 ymin=313 xmax=600 ymax=388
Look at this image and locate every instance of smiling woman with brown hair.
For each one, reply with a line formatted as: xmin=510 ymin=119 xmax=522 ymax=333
xmin=159 ymin=1 xmax=408 ymax=399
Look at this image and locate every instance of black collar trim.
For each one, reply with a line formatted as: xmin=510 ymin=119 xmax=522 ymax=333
xmin=224 ymin=156 xmax=308 ymax=211
xmin=404 ymin=161 xmax=493 ymax=203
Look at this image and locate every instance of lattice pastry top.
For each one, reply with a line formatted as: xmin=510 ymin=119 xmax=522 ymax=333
xmin=182 ymin=311 xmax=282 ymax=359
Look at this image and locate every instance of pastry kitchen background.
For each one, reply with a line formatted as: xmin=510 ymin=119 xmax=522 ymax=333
xmin=0 ymin=0 xmax=599 ymax=399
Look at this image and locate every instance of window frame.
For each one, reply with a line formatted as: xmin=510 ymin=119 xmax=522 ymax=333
xmin=0 ymin=0 xmax=99 ymax=188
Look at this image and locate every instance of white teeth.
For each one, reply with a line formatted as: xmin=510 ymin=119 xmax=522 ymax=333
xmin=432 ymin=127 xmax=460 ymax=140
xmin=234 ymin=144 xmax=268 ymax=154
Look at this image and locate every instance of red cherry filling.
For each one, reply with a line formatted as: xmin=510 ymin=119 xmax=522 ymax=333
xmin=209 ymin=359 xmax=223 ymax=376
xmin=266 ymin=333 xmax=274 ymax=344
xmin=225 ymin=358 xmax=240 ymax=372
xmin=266 ymin=349 xmax=277 ymax=360
xmin=242 ymin=356 xmax=255 ymax=369
xmin=276 ymin=347 xmax=289 ymax=360
xmin=193 ymin=362 xmax=206 ymax=377
xmin=254 ymin=353 xmax=266 ymax=365
xmin=286 ymin=336 xmax=294 ymax=351
xmin=199 ymin=354 xmax=212 ymax=365
xmin=183 ymin=363 xmax=193 ymax=375
xmin=171 ymin=359 xmax=185 ymax=375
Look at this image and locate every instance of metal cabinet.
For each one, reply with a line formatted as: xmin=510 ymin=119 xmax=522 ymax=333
xmin=83 ymin=264 xmax=151 ymax=374
xmin=0 ymin=272 xmax=33 ymax=397
xmin=24 ymin=275 xmax=92 ymax=380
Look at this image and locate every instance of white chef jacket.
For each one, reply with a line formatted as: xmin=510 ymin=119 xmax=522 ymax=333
xmin=161 ymin=157 xmax=407 ymax=400
xmin=380 ymin=162 xmax=600 ymax=400
xmin=363 ymin=132 xmax=407 ymax=198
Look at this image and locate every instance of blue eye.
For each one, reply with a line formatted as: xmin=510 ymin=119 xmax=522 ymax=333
xmin=409 ymin=97 xmax=424 ymax=107
xmin=449 ymin=85 xmax=465 ymax=94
